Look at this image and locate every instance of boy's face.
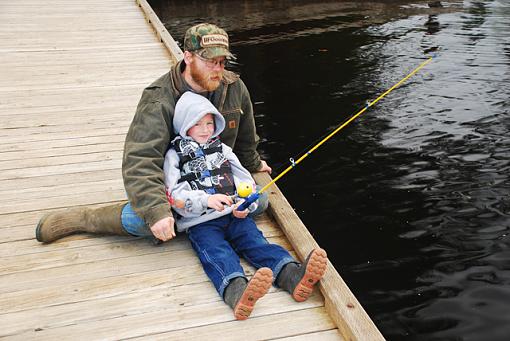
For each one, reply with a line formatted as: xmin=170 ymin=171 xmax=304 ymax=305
xmin=187 ymin=113 xmax=215 ymax=144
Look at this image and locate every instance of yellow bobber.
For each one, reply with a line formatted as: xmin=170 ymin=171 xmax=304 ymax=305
xmin=237 ymin=182 xmax=253 ymax=198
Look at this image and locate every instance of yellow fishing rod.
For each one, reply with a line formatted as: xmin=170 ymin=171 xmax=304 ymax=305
xmin=238 ymin=56 xmax=434 ymax=211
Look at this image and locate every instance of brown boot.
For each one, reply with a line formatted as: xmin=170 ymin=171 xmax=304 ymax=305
xmin=223 ymin=268 xmax=273 ymax=320
xmin=35 ymin=202 xmax=130 ymax=243
xmin=276 ymin=248 xmax=328 ymax=302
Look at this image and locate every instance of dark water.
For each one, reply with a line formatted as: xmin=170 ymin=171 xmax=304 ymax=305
xmin=150 ymin=1 xmax=510 ymax=339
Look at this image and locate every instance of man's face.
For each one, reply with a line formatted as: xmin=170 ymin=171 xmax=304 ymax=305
xmin=188 ymin=53 xmax=226 ymax=92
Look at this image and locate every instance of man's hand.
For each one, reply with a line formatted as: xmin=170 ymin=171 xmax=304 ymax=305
xmin=232 ymin=201 xmax=249 ymax=219
xmin=207 ymin=194 xmax=233 ymax=211
xmin=257 ymin=160 xmax=272 ymax=174
xmin=150 ymin=216 xmax=176 ymax=242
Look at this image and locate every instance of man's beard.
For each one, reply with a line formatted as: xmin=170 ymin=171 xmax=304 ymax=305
xmin=189 ymin=63 xmax=222 ymax=92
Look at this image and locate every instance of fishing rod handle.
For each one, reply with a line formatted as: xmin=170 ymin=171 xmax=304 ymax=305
xmin=237 ymin=192 xmax=260 ymax=211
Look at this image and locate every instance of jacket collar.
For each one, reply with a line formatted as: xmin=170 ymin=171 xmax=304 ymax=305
xmin=171 ymin=60 xmax=192 ymax=96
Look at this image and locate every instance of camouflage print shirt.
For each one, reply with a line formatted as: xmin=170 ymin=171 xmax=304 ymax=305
xmin=122 ymin=60 xmax=262 ymax=228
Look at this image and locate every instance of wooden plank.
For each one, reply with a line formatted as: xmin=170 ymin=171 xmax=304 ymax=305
xmin=0 ymin=169 xmax=122 ymax=192
xmin=254 ymin=172 xmax=385 ymax=341
xmin=129 ymin=307 xmax=335 ymax=341
xmin=0 ymin=42 xmax=160 ymax=51
xmin=0 ymin=237 xmax=171 ymax=276
xmin=1 ymin=9 xmax=141 ymax=14
xmin=0 ymin=185 xmax=126 ymax=212
xmin=3 ymin=293 xmax=324 ymax=340
xmin=0 ymin=248 xmax=199 ymax=294
xmin=0 ymin=190 xmax=127 ymax=215
xmin=0 ymin=99 xmax=139 ymax=116
xmin=0 ymin=213 xmax=281 ymax=244
xmin=0 ymin=225 xmax=34 ymax=243
xmin=0 ymin=152 xmax=123 ymax=172
xmin=0 ymin=85 xmax=144 ymax=107
xmin=0 ymin=264 xmax=211 ymax=315
xmin=0 ymin=61 xmax=170 ymax=80
xmin=0 ymin=169 xmax=122 ymax=191
xmin=0 ymin=12 xmax=144 ymax=19
xmin=0 ymin=73 xmax=167 ymax=92
xmin=0 ymin=178 xmax=124 ymax=203
xmin=0 ymin=158 xmax=122 ymax=180
xmin=0 ymin=134 xmax=125 ymax=154
xmin=0 ymin=69 xmax=167 ymax=84
xmin=0 ymin=210 xmax=51 ymax=228
xmin=2 ymin=0 xmax=136 ymax=5
xmin=0 ymin=127 xmax=129 ymax=146
xmin=0 ymin=21 xmax=152 ymax=29
xmin=0 ymin=112 xmax=129 ymax=129
xmin=0 ymin=7 xmax=141 ymax=13
xmin=0 ymin=215 xmax=281 ymax=256
xmin=0 ymin=247 xmax=298 ymax=296
xmin=0 ymin=103 xmax=136 ymax=118
xmin=0 ymin=235 xmax=291 ymax=276
xmin=0 ymin=56 xmax=167 ymax=70
xmin=0 ymin=145 xmax=124 ymax=163
xmin=0 ymin=225 xmax=112 ymax=244
xmin=1 ymin=60 xmax=170 ymax=81
xmin=271 ymin=329 xmax=343 ymax=341
xmin=0 ymin=47 xmax=168 ymax=63
xmin=1 ymin=272 xmax=302 ymax=332
xmin=0 ymin=37 xmax=161 ymax=50
xmin=0 ymin=111 xmax=130 ymax=128
xmin=0 ymin=277 xmax=225 ymax=330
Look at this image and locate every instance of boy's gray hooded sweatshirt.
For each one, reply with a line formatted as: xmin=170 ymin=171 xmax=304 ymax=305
xmin=163 ymin=92 xmax=255 ymax=232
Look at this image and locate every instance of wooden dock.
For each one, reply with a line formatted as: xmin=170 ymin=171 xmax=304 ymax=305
xmin=0 ymin=0 xmax=384 ymax=339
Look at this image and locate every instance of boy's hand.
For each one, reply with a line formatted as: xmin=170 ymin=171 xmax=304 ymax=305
xmin=150 ymin=216 xmax=176 ymax=241
xmin=232 ymin=201 xmax=249 ymax=219
xmin=207 ymin=194 xmax=233 ymax=212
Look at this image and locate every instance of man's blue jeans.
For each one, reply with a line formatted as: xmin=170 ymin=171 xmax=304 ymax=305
xmin=121 ymin=187 xmax=269 ymax=237
xmin=121 ymin=203 xmax=153 ymax=237
xmin=187 ymin=214 xmax=295 ymax=298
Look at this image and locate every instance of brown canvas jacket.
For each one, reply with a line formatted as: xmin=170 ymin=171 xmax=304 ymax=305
xmin=122 ymin=60 xmax=262 ymax=228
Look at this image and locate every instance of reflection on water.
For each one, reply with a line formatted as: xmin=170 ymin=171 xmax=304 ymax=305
xmin=150 ymin=0 xmax=510 ymax=339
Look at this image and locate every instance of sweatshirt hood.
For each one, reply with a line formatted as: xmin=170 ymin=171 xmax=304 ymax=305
xmin=173 ymin=91 xmax=225 ymax=139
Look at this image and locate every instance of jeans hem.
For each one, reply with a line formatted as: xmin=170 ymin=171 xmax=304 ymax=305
xmin=272 ymin=257 xmax=297 ymax=285
xmin=219 ymin=271 xmax=246 ymax=298
xmin=121 ymin=203 xmax=152 ymax=237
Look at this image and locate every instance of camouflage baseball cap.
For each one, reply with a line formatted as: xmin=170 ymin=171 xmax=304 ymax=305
xmin=184 ymin=23 xmax=235 ymax=60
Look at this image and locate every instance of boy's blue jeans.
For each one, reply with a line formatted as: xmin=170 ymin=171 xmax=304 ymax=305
xmin=120 ymin=189 xmax=294 ymax=298
xmin=187 ymin=214 xmax=295 ymax=298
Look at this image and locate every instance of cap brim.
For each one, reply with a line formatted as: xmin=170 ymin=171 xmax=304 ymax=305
xmin=198 ymin=47 xmax=236 ymax=60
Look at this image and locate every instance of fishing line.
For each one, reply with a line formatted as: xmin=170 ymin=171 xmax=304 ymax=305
xmin=238 ymin=55 xmax=436 ymax=210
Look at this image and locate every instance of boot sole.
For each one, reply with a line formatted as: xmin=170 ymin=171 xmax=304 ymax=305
xmin=292 ymin=248 xmax=328 ymax=302
xmin=35 ymin=213 xmax=51 ymax=243
xmin=234 ymin=267 xmax=273 ymax=320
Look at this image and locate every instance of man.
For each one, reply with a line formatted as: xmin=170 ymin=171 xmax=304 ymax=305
xmin=36 ymin=23 xmax=271 ymax=243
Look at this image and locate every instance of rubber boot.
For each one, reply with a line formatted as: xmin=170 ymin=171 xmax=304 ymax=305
xmin=223 ymin=267 xmax=273 ymax=320
xmin=35 ymin=202 xmax=130 ymax=243
xmin=276 ymin=248 xmax=328 ymax=302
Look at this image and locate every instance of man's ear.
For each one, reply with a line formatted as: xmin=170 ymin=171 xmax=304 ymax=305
xmin=183 ymin=51 xmax=193 ymax=66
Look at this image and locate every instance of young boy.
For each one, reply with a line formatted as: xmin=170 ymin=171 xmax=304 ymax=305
xmin=164 ymin=91 xmax=327 ymax=320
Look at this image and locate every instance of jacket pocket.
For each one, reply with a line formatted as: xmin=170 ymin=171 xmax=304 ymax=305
xmin=221 ymin=108 xmax=243 ymax=131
